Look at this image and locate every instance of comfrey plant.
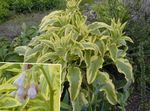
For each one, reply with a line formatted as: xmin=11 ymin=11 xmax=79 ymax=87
xmin=16 ymin=0 xmax=134 ymax=110
xmin=0 ymin=63 xmax=60 ymax=111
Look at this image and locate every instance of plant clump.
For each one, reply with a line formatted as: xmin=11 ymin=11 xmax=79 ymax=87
xmin=16 ymin=0 xmax=134 ymax=110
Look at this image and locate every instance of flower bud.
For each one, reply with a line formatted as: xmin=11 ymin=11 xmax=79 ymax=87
xmin=27 ymin=83 xmax=37 ymax=99
xmin=10 ymin=91 xmax=16 ymax=96
xmin=13 ymin=72 xmax=25 ymax=87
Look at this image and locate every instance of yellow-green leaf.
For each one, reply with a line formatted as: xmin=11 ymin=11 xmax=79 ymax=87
xmin=96 ymin=71 xmax=118 ymax=105
xmin=37 ymin=52 xmax=58 ymax=63
xmin=0 ymin=84 xmax=16 ymax=93
xmin=67 ymin=67 xmax=82 ymax=101
xmin=116 ymin=58 xmax=134 ymax=82
xmin=0 ymin=97 xmax=21 ymax=109
xmin=108 ymin=44 xmax=118 ymax=61
xmin=15 ymin=46 xmax=30 ymax=56
xmin=86 ymin=55 xmax=104 ymax=84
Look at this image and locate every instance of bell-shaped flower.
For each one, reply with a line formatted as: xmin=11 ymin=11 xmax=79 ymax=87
xmin=17 ymin=95 xmax=24 ymax=103
xmin=10 ymin=91 xmax=16 ymax=96
xmin=13 ymin=71 xmax=25 ymax=87
xmin=17 ymin=87 xmax=24 ymax=97
xmin=27 ymin=83 xmax=37 ymax=99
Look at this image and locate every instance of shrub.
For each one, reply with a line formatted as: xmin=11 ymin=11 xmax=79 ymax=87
xmin=11 ymin=0 xmax=33 ymax=13
xmin=16 ymin=0 xmax=134 ymax=110
xmin=126 ymin=16 xmax=150 ymax=111
xmin=12 ymin=23 xmax=38 ymax=47
xmin=0 ymin=37 xmax=23 ymax=62
xmin=92 ymin=0 xmax=128 ymax=24
xmin=11 ymin=0 xmax=66 ymax=13
xmin=0 ymin=0 xmax=10 ymax=22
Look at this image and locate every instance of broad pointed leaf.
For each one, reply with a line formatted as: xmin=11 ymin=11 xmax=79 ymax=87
xmin=95 ymin=71 xmax=118 ymax=105
xmin=116 ymin=58 xmax=134 ymax=82
xmin=108 ymin=44 xmax=118 ymax=61
xmin=0 ymin=97 xmax=21 ymax=109
xmin=67 ymin=67 xmax=82 ymax=101
xmin=86 ymin=55 xmax=104 ymax=84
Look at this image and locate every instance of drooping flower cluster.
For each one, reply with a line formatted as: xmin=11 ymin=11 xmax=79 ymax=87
xmin=11 ymin=64 xmax=38 ymax=102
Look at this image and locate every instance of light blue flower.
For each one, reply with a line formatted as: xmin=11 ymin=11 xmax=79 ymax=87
xmin=13 ymin=72 xmax=25 ymax=87
xmin=27 ymin=83 xmax=37 ymax=99
xmin=17 ymin=95 xmax=24 ymax=103
xmin=17 ymin=87 xmax=24 ymax=97
xmin=10 ymin=91 xmax=16 ymax=96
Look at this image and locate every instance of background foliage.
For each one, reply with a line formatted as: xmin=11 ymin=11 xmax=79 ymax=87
xmin=0 ymin=0 xmax=10 ymax=22
xmin=0 ymin=23 xmax=38 ymax=62
xmin=92 ymin=0 xmax=128 ymax=24
xmin=0 ymin=0 xmax=66 ymax=23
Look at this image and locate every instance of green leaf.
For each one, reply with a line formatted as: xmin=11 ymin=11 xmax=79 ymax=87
xmin=0 ymin=64 xmax=18 ymax=71
xmin=67 ymin=67 xmax=82 ymax=101
xmin=37 ymin=52 xmax=58 ymax=63
xmin=27 ymin=107 xmax=46 ymax=111
xmin=86 ymin=55 xmax=104 ymax=84
xmin=123 ymin=36 xmax=134 ymax=43
xmin=72 ymin=92 xmax=88 ymax=111
xmin=24 ymin=52 xmax=38 ymax=62
xmin=5 ymin=68 xmax=20 ymax=73
xmin=95 ymin=71 xmax=118 ymax=105
xmin=40 ymin=40 xmax=54 ymax=49
xmin=61 ymin=102 xmax=72 ymax=110
xmin=0 ymin=97 xmax=21 ymax=109
xmin=84 ymin=50 xmax=92 ymax=67
xmin=27 ymin=95 xmax=49 ymax=111
xmin=88 ymin=22 xmax=111 ymax=32
xmin=17 ymin=98 xmax=29 ymax=111
xmin=24 ymin=44 xmax=41 ymax=58
xmin=0 ymin=84 xmax=16 ymax=93
xmin=15 ymin=46 xmax=30 ymax=56
xmin=71 ymin=47 xmax=83 ymax=59
xmin=39 ymin=75 xmax=49 ymax=98
xmin=95 ymin=40 xmax=106 ymax=57
xmin=108 ymin=44 xmax=118 ymax=61
xmin=116 ymin=58 xmax=134 ymax=82
xmin=82 ymin=42 xmax=99 ymax=54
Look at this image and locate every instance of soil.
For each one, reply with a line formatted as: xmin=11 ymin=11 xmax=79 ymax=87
xmin=0 ymin=11 xmax=49 ymax=40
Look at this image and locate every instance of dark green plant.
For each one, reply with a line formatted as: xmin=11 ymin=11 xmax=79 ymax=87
xmin=125 ymin=0 xmax=150 ymax=110
xmin=0 ymin=0 xmax=66 ymax=23
xmin=92 ymin=0 xmax=129 ymax=24
xmin=12 ymin=23 xmax=38 ymax=47
xmin=12 ymin=0 xmax=33 ymax=13
xmin=0 ymin=0 xmax=10 ymax=22
xmin=0 ymin=37 xmax=23 ymax=62
xmin=11 ymin=0 xmax=66 ymax=13
xmin=126 ymin=17 xmax=150 ymax=110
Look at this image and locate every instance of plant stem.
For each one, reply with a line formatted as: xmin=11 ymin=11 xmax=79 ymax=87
xmin=87 ymin=86 xmax=92 ymax=111
xmin=139 ymin=43 xmax=146 ymax=111
xmin=40 ymin=66 xmax=54 ymax=111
